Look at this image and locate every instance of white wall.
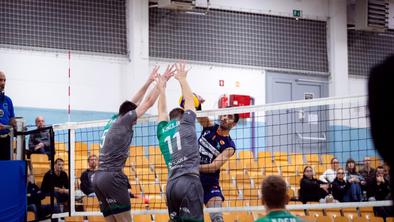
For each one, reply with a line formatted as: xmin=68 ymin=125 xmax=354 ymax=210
xmin=198 ymin=0 xmax=329 ymax=20
xmin=348 ymin=77 xmax=368 ymax=96
xmin=1 ymin=48 xmax=127 ymax=113
xmin=149 ymin=60 xmax=265 ymax=115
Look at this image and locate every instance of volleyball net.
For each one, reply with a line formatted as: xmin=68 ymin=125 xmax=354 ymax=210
xmin=31 ymin=95 xmax=392 ymax=219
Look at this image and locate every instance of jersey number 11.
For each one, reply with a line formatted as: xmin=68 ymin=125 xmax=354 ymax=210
xmin=164 ymin=132 xmax=182 ymax=154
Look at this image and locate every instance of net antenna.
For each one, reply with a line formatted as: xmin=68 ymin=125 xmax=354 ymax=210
xmin=149 ymin=0 xmax=210 ymax=15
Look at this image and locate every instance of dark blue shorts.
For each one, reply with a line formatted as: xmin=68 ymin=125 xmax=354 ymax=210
xmin=203 ymin=184 xmax=224 ymax=205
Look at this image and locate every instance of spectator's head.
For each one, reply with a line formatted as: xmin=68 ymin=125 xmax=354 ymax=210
xmin=0 ymin=71 xmax=6 ymax=92
xmin=88 ymin=155 xmax=97 ymax=170
xmin=303 ymin=166 xmax=314 ymax=179
xmin=336 ymin=168 xmax=345 ymax=181
xmin=118 ymin=101 xmax=137 ymax=116
xmin=35 ymin=116 xmax=45 ymax=128
xmin=363 ymin=156 xmax=372 ymax=169
xmin=346 ymin=159 xmax=357 ymax=174
xmin=54 ymin=158 xmax=65 ymax=174
xmin=376 ymin=166 xmax=385 ymax=177
xmin=169 ymin=108 xmax=184 ymax=121
xmin=261 ymin=175 xmax=289 ymax=210
xmin=331 ymin=158 xmax=340 ymax=170
xmin=219 ymin=113 xmax=240 ymax=131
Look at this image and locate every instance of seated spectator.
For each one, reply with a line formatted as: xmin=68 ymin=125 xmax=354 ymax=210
xmin=359 ymin=156 xmax=376 ymax=187
xmin=41 ymin=158 xmax=69 ymax=212
xmin=27 ymin=173 xmax=53 ymax=219
xmin=319 ymin=158 xmax=341 ymax=183
xmin=299 ymin=166 xmax=329 ymax=203
xmin=367 ymin=166 xmax=390 ymax=201
xmin=80 ymin=154 xmax=97 ymax=197
xmin=331 ymin=168 xmax=349 ymax=202
xmin=255 ymin=175 xmax=303 ymax=222
xmin=28 ymin=116 xmax=51 ymax=157
xmin=344 ymin=159 xmax=364 ymax=202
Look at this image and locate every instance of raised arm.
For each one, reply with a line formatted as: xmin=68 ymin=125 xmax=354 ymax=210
xmin=158 ymin=65 xmax=176 ymax=122
xmin=199 ymin=148 xmax=235 ymax=173
xmin=174 ymin=62 xmax=195 ymax=112
xmin=130 ymin=66 xmax=160 ymax=106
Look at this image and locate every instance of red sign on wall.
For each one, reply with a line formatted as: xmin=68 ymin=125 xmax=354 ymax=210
xmin=219 ymin=80 xmax=224 ymax=87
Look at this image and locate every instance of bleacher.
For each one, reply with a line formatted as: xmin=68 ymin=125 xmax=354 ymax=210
xmin=28 ymin=142 xmax=386 ymax=222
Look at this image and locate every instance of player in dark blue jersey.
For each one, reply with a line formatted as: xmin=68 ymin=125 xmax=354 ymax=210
xmin=197 ymin=104 xmax=239 ymax=222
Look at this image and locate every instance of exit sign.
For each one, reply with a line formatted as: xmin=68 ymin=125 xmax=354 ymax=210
xmin=293 ymin=9 xmax=302 ymax=18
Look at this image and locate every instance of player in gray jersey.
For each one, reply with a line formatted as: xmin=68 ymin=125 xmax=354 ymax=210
xmin=92 ymin=66 xmax=170 ymax=222
xmin=157 ymin=62 xmax=204 ymax=222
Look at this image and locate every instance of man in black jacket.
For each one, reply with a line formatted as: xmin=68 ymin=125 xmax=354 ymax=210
xmin=80 ymin=154 xmax=97 ymax=196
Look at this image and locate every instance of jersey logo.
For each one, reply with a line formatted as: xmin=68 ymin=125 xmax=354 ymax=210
xmin=219 ymin=140 xmax=225 ymax=145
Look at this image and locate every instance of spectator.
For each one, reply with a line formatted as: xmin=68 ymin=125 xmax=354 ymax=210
xmin=27 ymin=172 xmax=53 ymax=219
xmin=255 ymin=175 xmax=303 ymax=222
xmin=28 ymin=116 xmax=51 ymax=157
xmin=344 ymin=159 xmax=364 ymax=202
xmin=0 ymin=71 xmax=16 ymax=160
xmin=41 ymin=158 xmax=69 ymax=212
xmin=299 ymin=166 xmax=329 ymax=203
xmin=331 ymin=168 xmax=349 ymax=202
xmin=319 ymin=158 xmax=341 ymax=183
xmin=359 ymin=156 xmax=377 ymax=184
xmin=367 ymin=166 xmax=390 ymax=201
xmin=80 ymin=154 xmax=97 ymax=197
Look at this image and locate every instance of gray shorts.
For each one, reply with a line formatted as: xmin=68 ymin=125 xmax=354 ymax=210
xmin=166 ymin=174 xmax=204 ymax=222
xmin=92 ymin=171 xmax=130 ymax=217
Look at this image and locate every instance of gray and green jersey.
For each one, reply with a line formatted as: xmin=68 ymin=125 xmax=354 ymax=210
xmin=98 ymin=110 xmax=137 ymax=171
xmin=255 ymin=210 xmax=303 ymax=222
xmin=157 ymin=110 xmax=200 ymax=180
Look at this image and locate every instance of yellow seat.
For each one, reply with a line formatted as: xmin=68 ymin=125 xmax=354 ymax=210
xmin=300 ymin=216 xmax=317 ymax=222
xmin=223 ymin=212 xmax=254 ymax=222
xmin=133 ymin=214 xmax=152 ymax=222
xmin=64 ymin=216 xmax=84 ymax=222
xmin=141 ymin=183 xmax=162 ymax=195
xmin=135 ymin=168 xmax=156 ymax=183
xmin=153 ymin=214 xmax=169 ymax=221
xmin=316 ymin=216 xmax=333 ymax=222
xmin=83 ymin=197 xmax=100 ymax=211
xmin=321 ymin=154 xmax=334 ymax=165
xmin=305 ymin=154 xmax=320 ymax=164
xmin=55 ymin=142 xmax=67 ymax=152
xmin=87 ymin=216 xmax=106 ymax=222
xmin=273 ymin=151 xmax=288 ymax=163
xmin=333 ymin=216 xmax=350 ymax=222
xmin=27 ymin=211 xmax=35 ymax=221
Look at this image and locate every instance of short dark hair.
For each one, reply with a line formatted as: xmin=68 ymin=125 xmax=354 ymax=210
xmin=88 ymin=154 xmax=97 ymax=161
xmin=233 ymin=113 xmax=240 ymax=124
xmin=119 ymin=101 xmax=137 ymax=116
xmin=261 ymin=175 xmax=288 ymax=209
xmin=55 ymin=158 xmax=64 ymax=164
xmin=169 ymin=108 xmax=184 ymax=120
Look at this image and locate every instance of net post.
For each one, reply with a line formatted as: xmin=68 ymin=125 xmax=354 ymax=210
xmin=69 ymin=128 xmax=76 ymax=216
xmin=14 ymin=117 xmax=25 ymax=160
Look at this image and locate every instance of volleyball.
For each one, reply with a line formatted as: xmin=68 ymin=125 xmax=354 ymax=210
xmin=179 ymin=93 xmax=201 ymax=109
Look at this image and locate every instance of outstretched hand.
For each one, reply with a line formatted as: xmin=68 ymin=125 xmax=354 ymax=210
xmin=148 ymin=65 xmax=160 ymax=83
xmin=174 ymin=61 xmax=189 ymax=80
xmin=162 ymin=64 xmax=176 ymax=82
